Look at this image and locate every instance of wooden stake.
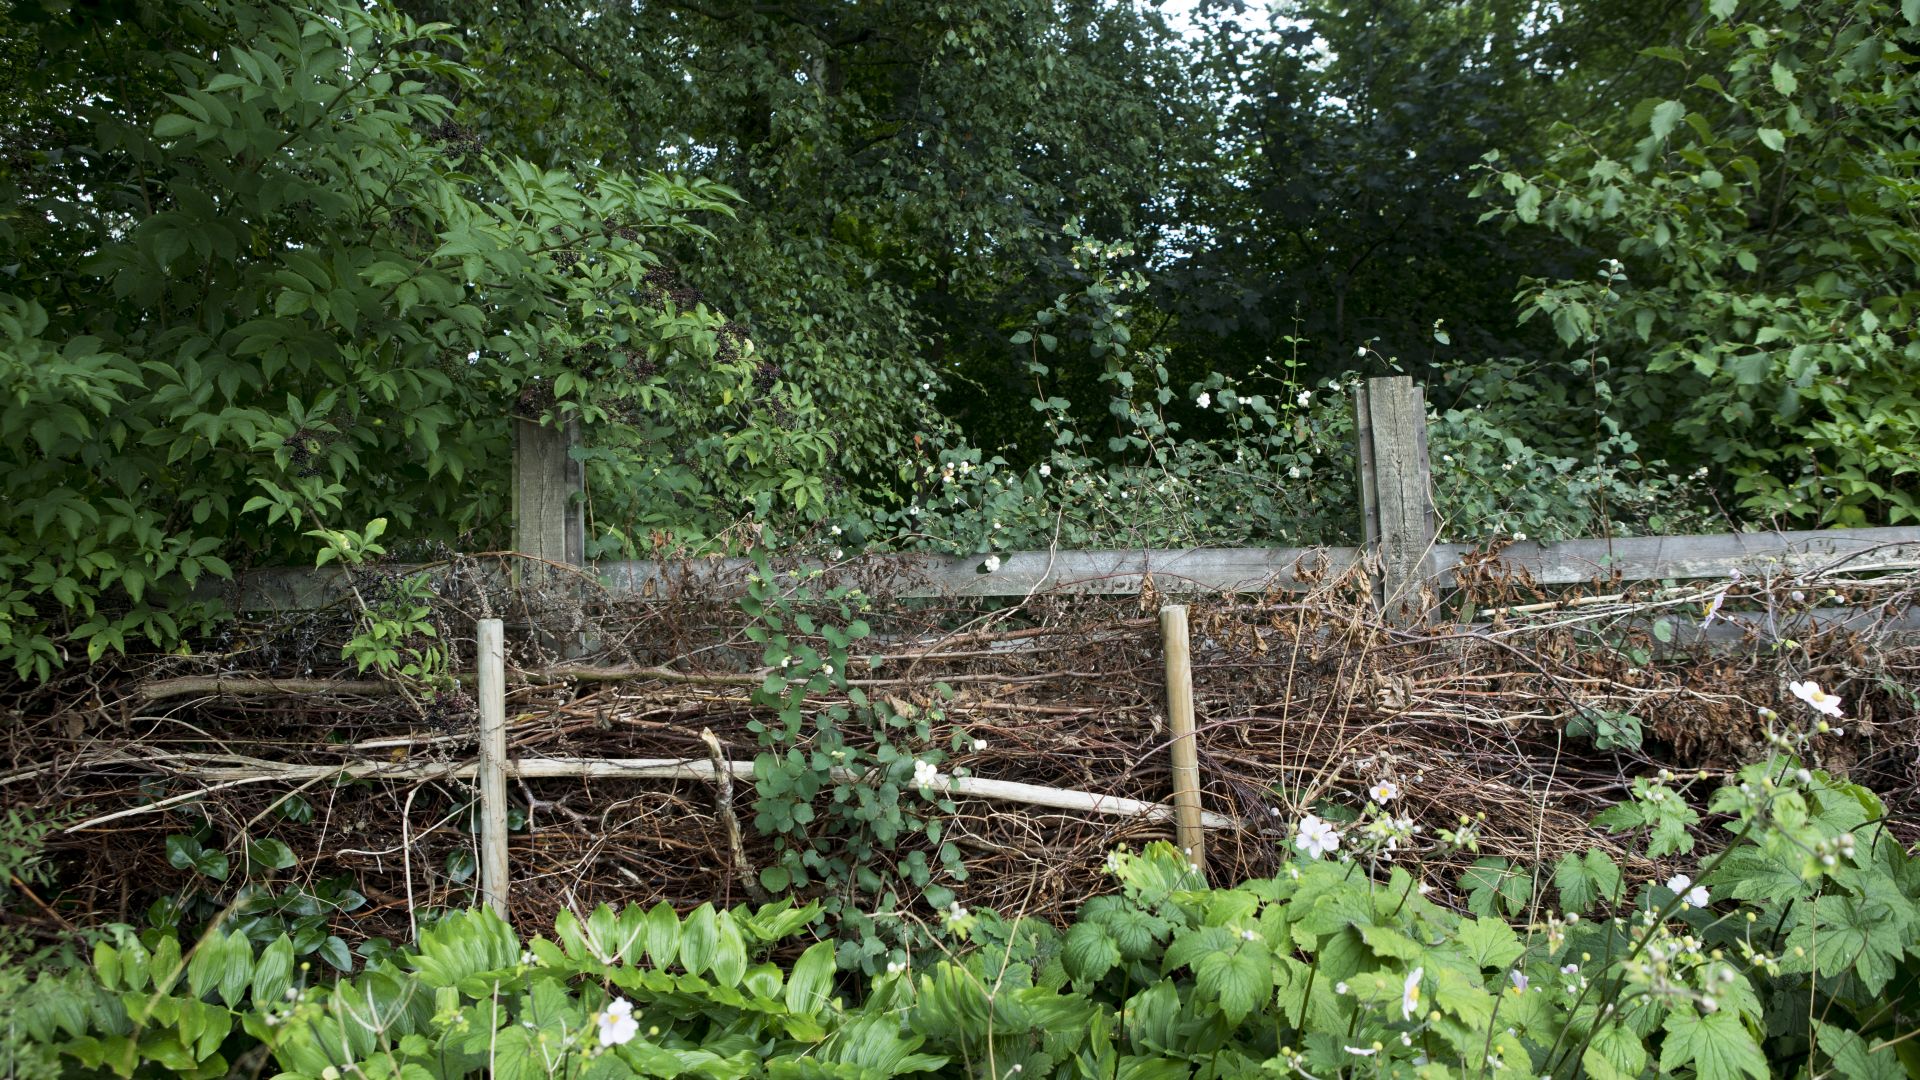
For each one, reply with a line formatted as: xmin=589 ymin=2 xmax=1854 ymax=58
xmin=1160 ymin=604 xmax=1206 ymax=880
xmin=476 ymin=618 xmax=510 ymax=922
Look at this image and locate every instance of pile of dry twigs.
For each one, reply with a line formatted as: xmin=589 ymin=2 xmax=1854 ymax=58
xmin=5 ymin=549 xmax=1918 ymax=945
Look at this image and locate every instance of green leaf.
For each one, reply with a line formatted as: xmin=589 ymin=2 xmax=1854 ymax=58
xmin=1192 ymin=941 xmax=1269 ymax=1024
xmin=1455 ymin=916 xmax=1523 ymax=971
xmin=316 ymin=935 xmax=352 ymax=972
xmin=709 ymin=910 xmax=748 ymax=987
xmin=1555 ymin=849 xmax=1623 ymax=913
xmin=1660 ymin=1010 xmax=1767 ymax=1080
xmin=1584 ymin=1023 xmax=1650 ymax=1080
xmin=252 ymin=934 xmax=294 ymax=1006
xmin=644 ymin=901 xmax=680 ymax=968
xmin=246 ymin=838 xmax=296 ymax=871
xmin=1771 ymin=62 xmax=1798 ymax=96
xmin=679 ymin=902 xmax=718 ymax=976
xmin=1757 ymin=127 xmax=1786 ymax=152
xmin=1816 ymin=1021 xmax=1904 ymax=1080
xmin=784 ymin=940 xmax=837 ymax=1015
xmin=1650 ymin=99 xmax=1685 ymax=142
xmin=1063 ymin=922 xmax=1121 ymax=987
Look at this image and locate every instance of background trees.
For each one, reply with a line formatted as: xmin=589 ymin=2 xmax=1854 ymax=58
xmin=0 ymin=0 xmax=1914 ymax=677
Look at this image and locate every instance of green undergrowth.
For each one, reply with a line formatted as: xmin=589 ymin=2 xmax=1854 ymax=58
xmin=11 ymin=700 xmax=1920 ymax=1080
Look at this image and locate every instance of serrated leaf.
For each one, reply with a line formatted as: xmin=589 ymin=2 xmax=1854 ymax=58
xmin=1455 ymin=917 xmax=1523 ymax=971
xmin=1816 ymin=1021 xmax=1904 ymax=1080
xmin=1660 ymin=1010 xmax=1767 ymax=1080
xmin=1063 ymin=922 xmax=1121 ymax=987
xmin=1193 ymin=941 xmax=1268 ymax=1024
xmin=1584 ymin=1023 xmax=1649 ymax=1080
xmin=1650 ymin=99 xmax=1685 ymax=142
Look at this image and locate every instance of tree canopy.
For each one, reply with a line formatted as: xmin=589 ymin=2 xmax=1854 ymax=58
xmin=1 ymin=0 xmax=1915 ymax=677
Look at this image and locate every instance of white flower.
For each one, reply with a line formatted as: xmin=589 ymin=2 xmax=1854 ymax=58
xmin=1668 ymin=875 xmax=1710 ymax=907
xmin=830 ymin=525 xmax=842 ymax=535
xmin=1240 ymin=929 xmax=1257 ymax=941
xmin=972 ymin=739 xmax=987 ymax=752
xmin=1288 ymin=466 xmax=1302 ymax=479
xmin=1038 ymin=464 xmax=1051 ymax=477
xmin=1294 ymin=814 xmax=1340 ymax=859
xmin=465 ymin=350 xmax=480 ymax=362
xmin=942 ymin=901 xmax=969 ymax=931
xmin=821 ymin=664 xmax=834 ymax=677
xmin=1296 ymin=390 xmax=1312 ymax=407
xmin=1509 ymin=970 xmax=1529 ymax=993
xmin=913 ymin=759 xmax=941 ymax=789
xmin=1513 ymin=531 xmax=1527 ymax=541
xmin=886 ymin=960 xmax=906 ymax=974
xmin=1790 ymin=680 xmax=1844 ymax=717
xmin=598 ymin=998 xmax=639 ymax=1047
xmin=1368 ymin=780 xmax=1399 ymax=804
xmin=983 ymin=555 xmax=1002 ymax=573
xmin=1196 ymin=392 xmax=1211 ymax=408
xmin=1333 ymin=981 xmax=1349 ymax=995
xmin=1400 ymin=968 xmax=1423 ymax=1021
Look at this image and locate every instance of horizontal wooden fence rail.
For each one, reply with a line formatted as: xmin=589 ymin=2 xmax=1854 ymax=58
xmin=216 ymin=524 xmax=1920 ymax=612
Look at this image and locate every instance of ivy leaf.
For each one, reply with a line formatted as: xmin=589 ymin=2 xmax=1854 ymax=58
xmin=1660 ymin=1010 xmax=1767 ymax=1080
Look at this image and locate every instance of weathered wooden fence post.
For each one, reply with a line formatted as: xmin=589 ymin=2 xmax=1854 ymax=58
xmin=513 ymin=416 xmax=587 ymax=655
xmin=1160 ymin=604 xmax=1207 ymax=881
xmin=1354 ymin=376 xmax=1437 ymax=623
xmin=512 ymin=417 xmax=586 ymax=570
xmin=476 ymin=617 xmax=511 ymax=922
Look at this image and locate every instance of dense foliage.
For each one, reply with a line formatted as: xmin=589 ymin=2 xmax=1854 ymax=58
xmin=3 ymin=0 xmax=1914 ymax=679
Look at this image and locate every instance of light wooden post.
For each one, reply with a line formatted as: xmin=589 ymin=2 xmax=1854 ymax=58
xmin=476 ymin=618 xmax=510 ymax=922
xmin=1160 ymin=605 xmax=1206 ymax=880
xmin=1355 ymin=376 xmax=1437 ymax=623
xmin=512 ymin=417 xmax=586 ymax=568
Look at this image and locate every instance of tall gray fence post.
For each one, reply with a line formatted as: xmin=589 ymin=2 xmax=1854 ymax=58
xmin=512 ymin=417 xmax=585 ymax=569
xmin=513 ymin=416 xmax=587 ymax=655
xmin=1354 ymin=376 xmax=1437 ymax=622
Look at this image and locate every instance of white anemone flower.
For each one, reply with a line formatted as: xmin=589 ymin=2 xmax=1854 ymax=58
xmin=1293 ymin=814 xmax=1340 ymax=859
xmin=1367 ymin=780 xmax=1399 ymax=804
xmin=1789 ymin=680 xmax=1844 ymax=717
xmin=597 ymin=998 xmax=639 ymax=1047
xmin=1400 ymin=967 xmax=1423 ymax=1021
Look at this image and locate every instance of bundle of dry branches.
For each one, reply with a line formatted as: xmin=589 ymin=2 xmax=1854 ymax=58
xmin=6 ymin=549 xmax=1918 ymax=946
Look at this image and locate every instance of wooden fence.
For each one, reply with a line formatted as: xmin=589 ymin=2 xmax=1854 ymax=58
xmin=214 ymin=377 xmax=1920 ymax=914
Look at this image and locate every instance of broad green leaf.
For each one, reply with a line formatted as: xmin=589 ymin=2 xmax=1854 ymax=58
xmin=1650 ymin=99 xmax=1685 ymax=142
xmin=1660 ymin=1010 xmax=1767 ymax=1080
